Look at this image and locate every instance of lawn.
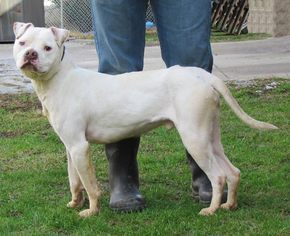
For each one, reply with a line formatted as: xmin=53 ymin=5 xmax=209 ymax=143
xmin=71 ymin=28 xmax=271 ymax=45
xmin=145 ymin=29 xmax=270 ymax=45
xmin=0 ymin=79 xmax=289 ymax=235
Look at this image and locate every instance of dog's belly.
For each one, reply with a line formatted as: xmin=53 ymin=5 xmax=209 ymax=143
xmin=85 ymin=120 xmax=173 ymax=144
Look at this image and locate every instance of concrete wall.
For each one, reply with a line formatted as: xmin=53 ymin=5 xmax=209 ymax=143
xmin=248 ymin=0 xmax=290 ymax=37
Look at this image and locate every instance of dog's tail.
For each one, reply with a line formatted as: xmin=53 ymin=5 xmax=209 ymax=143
xmin=208 ymin=74 xmax=278 ymax=130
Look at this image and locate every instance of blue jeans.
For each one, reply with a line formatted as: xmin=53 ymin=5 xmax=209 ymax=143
xmin=91 ymin=0 xmax=213 ymax=74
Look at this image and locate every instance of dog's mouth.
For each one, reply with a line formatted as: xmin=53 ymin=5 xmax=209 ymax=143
xmin=20 ymin=61 xmax=39 ymax=72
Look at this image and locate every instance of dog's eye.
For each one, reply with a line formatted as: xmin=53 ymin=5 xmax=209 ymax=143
xmin=44 ymin=46 xmax=52 ymax=51
xmin=19 ymin=41 xmax=25 ymax=46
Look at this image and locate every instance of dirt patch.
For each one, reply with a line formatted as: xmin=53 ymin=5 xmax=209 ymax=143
xmin=0 ymin=93 xmax=41 ymax=112
xmin=0 ymin=130 xmax=24 ymax=138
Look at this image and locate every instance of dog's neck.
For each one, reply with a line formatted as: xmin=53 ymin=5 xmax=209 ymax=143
xmin=32 ymin=58 xmax=74 ymax=104
xmin=28 ymin=45 xmax=75 ymax=115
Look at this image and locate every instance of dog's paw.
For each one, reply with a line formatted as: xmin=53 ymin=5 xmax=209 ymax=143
xmin=198 ymin=207 xmax=216 ymax=216
xmin=67 ymin=198 xmax=85 ymax=209
xmin=220 ymin=202 xmax=237 ymax=210
xmin=79 ymin=208 xmax=99 ymax=218
xmin=67 ymin=192 xmax=85 ymax=209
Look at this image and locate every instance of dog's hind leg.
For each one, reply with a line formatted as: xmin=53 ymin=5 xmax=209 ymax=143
xmin=177 ymin=125 xmax=226 ymax=216
xmin=68 ymin=141 xmax=101 ymax=217
xmin=211 ymin=113 xmax=240 ymax=210
xmin=174 ymin=86 xmax=228 ymax=215
xmin=66 ymin=149 xmax=85 ymax=209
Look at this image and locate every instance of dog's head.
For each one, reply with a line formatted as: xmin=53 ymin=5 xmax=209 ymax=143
xmin=13 ymin=22 xmax=69 ymax=80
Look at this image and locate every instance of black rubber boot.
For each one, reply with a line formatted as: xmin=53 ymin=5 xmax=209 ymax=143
xmin=187 ymin=151 xmax=227 ymax=204
xmin=106 ymin=137 xmax=146 ymax=212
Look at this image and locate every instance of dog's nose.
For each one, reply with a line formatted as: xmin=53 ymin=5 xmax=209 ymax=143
xmin=24 ymin=49 xmax=38 ymax=61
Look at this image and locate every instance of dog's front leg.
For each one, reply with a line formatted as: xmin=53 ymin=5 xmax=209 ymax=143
xmin=66 ymin=149 xmax=85 ymax=209
xmin=69 ymin=141 xmax=100 ymax=217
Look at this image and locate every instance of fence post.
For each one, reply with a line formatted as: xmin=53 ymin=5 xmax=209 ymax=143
xmin=60 ymin=0 xmax=64 ymax=28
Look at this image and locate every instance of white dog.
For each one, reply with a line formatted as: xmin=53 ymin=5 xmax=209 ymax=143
xmin=13 ymin=22 xmax=277 ymax=217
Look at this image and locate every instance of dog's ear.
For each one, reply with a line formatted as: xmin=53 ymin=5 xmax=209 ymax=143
xmin=13 ymin=22 xmax=34 ymax=39
xmin=50 ymin=27 xmax=70 ymax=46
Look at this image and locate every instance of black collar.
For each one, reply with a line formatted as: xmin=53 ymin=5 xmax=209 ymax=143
xmin=61 ymin=46 xmax=65 ymax=61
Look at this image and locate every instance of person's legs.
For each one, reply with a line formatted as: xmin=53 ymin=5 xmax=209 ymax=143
xmin=150 ymin=0 xmax=213 ymax=70
xmin=91 ymin=0 xmax=147 ymax=74
xmin=91 ymin=0 xmax=148 ymax=211
xmin=151 ymin=0 xmax=226 ymax=204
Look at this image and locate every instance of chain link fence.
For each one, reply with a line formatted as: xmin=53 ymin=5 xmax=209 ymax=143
xmin=45 ymin=0 xmax=155 ymax=37
xmin=45 ymin=0 xmax=93 ymax=34
xmin=45 ymin=1 xmax=249 ymax=37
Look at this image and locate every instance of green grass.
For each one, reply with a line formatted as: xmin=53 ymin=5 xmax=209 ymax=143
xmin=68 ymin=29 xmax=270 ymax=45
xmin=145 ymin=29 xmax=270 ymax=45
xmin=70 ymin=29 xmax=271 ymax=46
xmin=0 ymin=79 xmax=289 ymax=235
xmin=210 ymin=30 xmax=270 ymax=43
